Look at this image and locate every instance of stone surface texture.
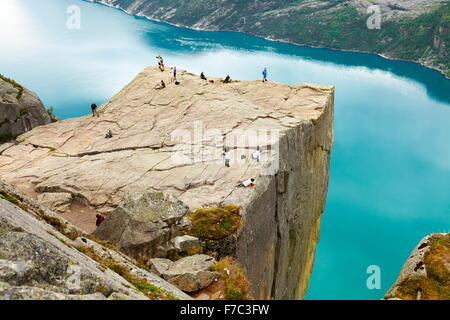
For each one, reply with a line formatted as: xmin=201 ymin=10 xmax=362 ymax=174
xmin=0 ymin=181 xmax=192 ymax=300
xmin=0 ymin=67 xmax=334 ymax=299
xmin=0 ymin=77 xmax=51 ymax=138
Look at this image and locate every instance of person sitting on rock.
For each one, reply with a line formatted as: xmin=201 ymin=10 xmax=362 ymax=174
xmin=155 ymin=80 xmax=166 ymax=89
xmin=105 ymin=130 xmax=113 ymax=139
xmin=222 ymin=75 xmax=231 ymax=83
xmin=236 ymin=178 xmax=256 ymax=187
xmin=200 ymin=72 xmax=207 ymax=81
xmin=95 ymin=214 xmax=105 ymax=227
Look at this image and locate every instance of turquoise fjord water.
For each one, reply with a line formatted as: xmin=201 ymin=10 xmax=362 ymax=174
xmin=1 ymin=0 xmax=449 ymax=300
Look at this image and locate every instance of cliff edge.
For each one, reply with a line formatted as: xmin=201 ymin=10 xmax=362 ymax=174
xmin=0 ymin=67 xmax=334 ymax=299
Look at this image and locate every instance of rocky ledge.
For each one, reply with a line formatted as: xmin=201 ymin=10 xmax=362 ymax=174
xmin=0 ymin=67 xmax=334 ymax=299
xmin=0 ymin=75 xmax=52 ymax=142
xmin=385 ymin=233 xmax=450 ymax=300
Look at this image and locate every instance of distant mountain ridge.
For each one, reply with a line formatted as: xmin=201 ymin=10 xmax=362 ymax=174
xmin=90 ymin=0 xmax=449 ymax=77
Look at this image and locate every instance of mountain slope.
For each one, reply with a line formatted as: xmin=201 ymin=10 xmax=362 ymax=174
xmin=92 ymin=0 xmax=449 ymax=77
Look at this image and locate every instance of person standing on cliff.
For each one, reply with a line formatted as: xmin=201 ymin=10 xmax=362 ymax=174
xmin=169 ymin=67 xmax=175 ymax=82
xmin=156 ymin=55 xmax=164 ymax=71
xmin=224 ymin=148 xmax=232 ymax=167
xmin=262 ymin=67 xmax=268 ymax=82
xmin=91 ymin=102 xmax=99 ymax=117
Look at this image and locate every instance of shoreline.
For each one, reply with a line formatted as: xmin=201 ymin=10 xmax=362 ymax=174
xmin=87 ymin=0 xmax=449 ymax=80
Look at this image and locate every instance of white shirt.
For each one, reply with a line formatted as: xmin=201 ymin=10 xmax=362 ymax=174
xmin=252 ymin=150 xmax=261 ymax=160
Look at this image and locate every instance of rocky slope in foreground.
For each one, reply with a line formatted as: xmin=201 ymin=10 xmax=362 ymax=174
xmin=0 ymin=67 xmax=334 ymax=299
xmin=0 ymin=75 xmax=53 ymax=143
xmin=91 ymin=0 xmax=449 ymax=77
xmin=0 ymin=181 xmax=191 ymax=300
xmin=385 ymin=233 xmax=450 ymax=300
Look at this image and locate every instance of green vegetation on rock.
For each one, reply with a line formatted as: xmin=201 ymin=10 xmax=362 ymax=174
xmin=0 ymin=74 xmax=24 ymax=100
xmin=396 ymin=234 xmax=450 ymax=300
xmin=210 ymin=256 xmax=251 ymax=300
xmin=108 ymin=263 xmax=178 ymax=300
xmin=189 ymin=205 xmax=242 ymax=240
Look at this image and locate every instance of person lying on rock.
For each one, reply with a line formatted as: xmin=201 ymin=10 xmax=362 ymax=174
xmin=236 ymin=178 xmax=256 ymax=187
xmin=95 ymin=214 xmax=105 ymax=227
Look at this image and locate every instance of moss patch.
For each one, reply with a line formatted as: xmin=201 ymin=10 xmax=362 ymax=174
xmin=75 ymin=245 xmax=177 ymax=300
xmin=107 ymin=263 xmax=178 ymax=300
xmin=210 ymin=257 xmax=251 ymax=300
xmin=189 ymin=205 xmax=242 ymax=240
xmin=0 ymin=189 xmax=29 ymax=212
xmin=396 ymin=234 xmax=450 ymax=300
xmin=85 ymin=234 xmax=117 ymax=251
xmin=19 ymin=108 xmax=29 ymax=116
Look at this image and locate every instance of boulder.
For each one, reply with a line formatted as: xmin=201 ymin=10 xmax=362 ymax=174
xmin=37 ymin=192 xmax=73 ymax=214
xmin=149 ymin=254 xmax=219 ymax=292
xmin=0 ymin=76 xmax=51 ymax=140
xmin=93 ymin=192 xmax=191 ymax=260
xmin=0 ymin=190 xmax=193 ymax=300
xmin=171 ymin=235 xmax=200 ymax=252
xmin=384 ymin=233 xmax=450 ymax=300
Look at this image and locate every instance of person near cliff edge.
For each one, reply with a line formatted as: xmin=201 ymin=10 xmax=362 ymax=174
xmin=91 ymin=102 xmax=99 ymax=117
xmin=236 ymin=178 xmax=256 ymax=187
xmin=222 ymin=75 xmax=231 ymax=83
xmin=200 ymin=72 xmax=207 ymax=81
xmin=95 ymin=214 xmax=105 ymax=227
xmin=156 ymin=55 xmax=164 ymax=71
xmin=169 ymin=67 xmax=175 ymax=82
xmin=262 ymin=67 xmax=268 ymax=82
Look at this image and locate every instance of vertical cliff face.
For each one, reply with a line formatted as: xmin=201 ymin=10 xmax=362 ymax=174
xmin=226 ymin=85 xmax=334 ymax=299
xmin=0 ymin=67 xmax=334 ymax=299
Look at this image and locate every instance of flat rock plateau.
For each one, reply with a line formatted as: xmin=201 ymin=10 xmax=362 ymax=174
xmin=0 ymin=67 xmax=334 ymax=299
